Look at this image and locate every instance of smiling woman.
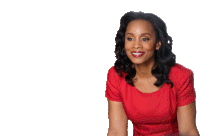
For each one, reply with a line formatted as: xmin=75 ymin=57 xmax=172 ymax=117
xmin=105 ymin=11 xmax=199 ymax=136
xmin=125 ymin=20 xmax=161 ymax=69
xmin=114 ymin=11 xmax=175 ymax=87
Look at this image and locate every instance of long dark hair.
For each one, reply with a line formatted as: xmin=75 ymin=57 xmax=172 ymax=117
xmin=114 ymin=11 xmax=176 ymax=88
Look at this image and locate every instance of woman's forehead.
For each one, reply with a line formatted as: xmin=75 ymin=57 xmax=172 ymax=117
xmin=126 ymin=20 xmax=155 ymax=35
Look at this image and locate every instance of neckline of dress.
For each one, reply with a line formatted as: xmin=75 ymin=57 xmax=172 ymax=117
xmin=133 ymin=83 xmax=166 ymax=95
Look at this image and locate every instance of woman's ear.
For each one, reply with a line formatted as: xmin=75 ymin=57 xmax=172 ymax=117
xmin=156 ymin=41 xmax=161 ymax=50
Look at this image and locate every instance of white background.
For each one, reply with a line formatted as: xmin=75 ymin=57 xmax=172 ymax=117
xmin=0 ymin=0 xmax=199 ymax=136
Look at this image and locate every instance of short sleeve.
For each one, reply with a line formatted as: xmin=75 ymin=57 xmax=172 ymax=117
xmin=177 ymin=70 xmax=196 ymax=107
xmin=105 ymin=67 xmax=122 ymax=102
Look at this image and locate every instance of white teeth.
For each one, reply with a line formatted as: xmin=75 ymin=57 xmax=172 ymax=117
xmin=132 ymin=53 xmax=143 ymax=55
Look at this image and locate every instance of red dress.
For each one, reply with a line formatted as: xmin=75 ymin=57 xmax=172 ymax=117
xmin=105 ymin=63 xmax=196 ymax=136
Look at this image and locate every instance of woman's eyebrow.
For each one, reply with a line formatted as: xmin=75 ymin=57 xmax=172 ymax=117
xmin=126 ymin=33 xmax=151 ymax=36
xmin=126 ymin=33 xmax=134 ymax=36
xmin=141 ymin=33 xmax=151 ymax=36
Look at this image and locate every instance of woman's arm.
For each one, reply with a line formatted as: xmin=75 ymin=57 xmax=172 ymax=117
xmin=107 ymin=99 xmax=128 ymax=136
xmin=177 ymin=101 xmax=199 ymax=136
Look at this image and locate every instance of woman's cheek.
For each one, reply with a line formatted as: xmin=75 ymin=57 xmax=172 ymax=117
xmin=125 ymin=43 xmax=132 ymax=50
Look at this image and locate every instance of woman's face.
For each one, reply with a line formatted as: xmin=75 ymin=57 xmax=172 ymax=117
xmin=124 ymin=19 xmax=161 ymax=65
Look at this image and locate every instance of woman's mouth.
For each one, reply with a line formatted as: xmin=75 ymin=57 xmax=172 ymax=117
xmin=131 ymin=51 xmax=145 ymax=57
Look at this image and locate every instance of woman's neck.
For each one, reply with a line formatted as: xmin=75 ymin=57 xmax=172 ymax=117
xmin=134 ymin=59 xmax=156 ymax=80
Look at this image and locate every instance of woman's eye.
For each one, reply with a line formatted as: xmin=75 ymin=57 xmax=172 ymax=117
xmin=142 ymin=38 xmax=149 ymax=41
xmin=127 ymin=38 xmax=134 ymax=41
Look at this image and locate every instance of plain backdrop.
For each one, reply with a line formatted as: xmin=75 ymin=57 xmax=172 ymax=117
xmin=0 ymin=0 xmax=199 ymax=136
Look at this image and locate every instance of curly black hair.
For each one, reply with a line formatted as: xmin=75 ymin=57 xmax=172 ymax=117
xmin=114 ymin=11 xmax=176 ymax=88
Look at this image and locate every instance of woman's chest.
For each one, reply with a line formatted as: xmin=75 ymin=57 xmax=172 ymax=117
xmin=134 ymin=82 xmax=163 ymax=93
xmin=133 ymin=77 xmax=163 ymax=93
xmin=120 ymin=84 xmax=178 ymax=124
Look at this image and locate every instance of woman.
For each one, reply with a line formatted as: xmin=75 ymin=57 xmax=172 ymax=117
xmin=105 ymin=11 xmax=199 ymax=136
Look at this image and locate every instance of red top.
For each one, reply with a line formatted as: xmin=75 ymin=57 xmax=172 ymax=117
xmin=105 ymin=63 xmax=196 ymax=136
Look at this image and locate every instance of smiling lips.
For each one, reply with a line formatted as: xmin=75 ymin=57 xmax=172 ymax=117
xmin=131 ymin=51 xmax=145 ymax=57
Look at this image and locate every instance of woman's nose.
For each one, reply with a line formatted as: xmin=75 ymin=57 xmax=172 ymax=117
xmin=133 ymin=40 xmax=142 ymax=48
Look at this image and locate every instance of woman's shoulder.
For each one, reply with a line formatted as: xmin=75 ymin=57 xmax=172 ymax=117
xmin=169 ymin=63 xmax=193 ymax=82
xmin=107 ymin=66 xmax=116 ymax=76
xmin=170 ymin=63 xmax=193 ymax=75
xmin=107 ymin=66 xmax=127 ymax=78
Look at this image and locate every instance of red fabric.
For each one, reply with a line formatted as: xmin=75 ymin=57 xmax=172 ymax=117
xmin=105 ymin=63 xmax=196 ymax=136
